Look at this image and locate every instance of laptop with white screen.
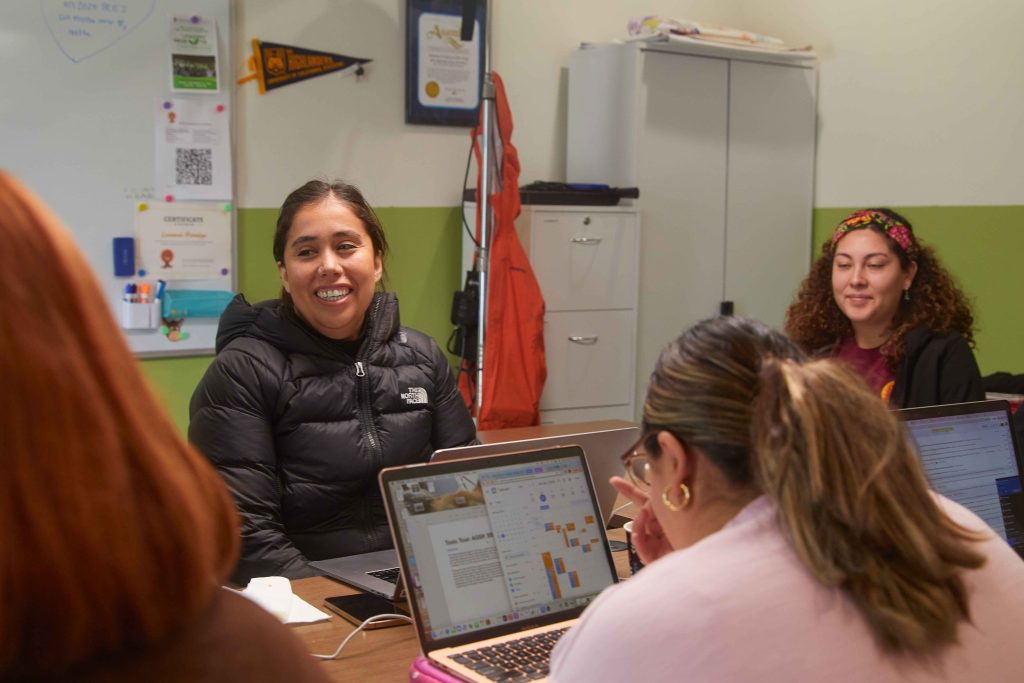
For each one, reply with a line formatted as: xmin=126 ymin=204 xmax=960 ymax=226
xmin=897 ymin=400 xmax=1024 ymax=559
xmin=380 ymin=446 xmax=620 ymax=682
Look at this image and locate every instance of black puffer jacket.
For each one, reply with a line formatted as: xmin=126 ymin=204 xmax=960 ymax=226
xmin=189 ymin=293 xmax=476 ymax=582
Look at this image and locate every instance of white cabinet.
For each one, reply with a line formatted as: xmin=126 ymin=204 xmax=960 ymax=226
xmin=567 ymin=40 xmax=817 ymax=416
xmin=516 ymin=206 xmax=639 ymax=424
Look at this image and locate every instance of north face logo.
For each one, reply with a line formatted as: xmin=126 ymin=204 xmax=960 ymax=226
xmin=401 ymin=387 xmax=428 ymax=404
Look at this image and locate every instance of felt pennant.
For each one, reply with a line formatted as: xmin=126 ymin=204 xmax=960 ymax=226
xmin=238 ymin=39 xmax=370 ymax=93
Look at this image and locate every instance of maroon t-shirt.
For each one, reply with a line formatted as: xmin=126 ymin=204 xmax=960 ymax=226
xmin=833 ymin=337 xmax=895 ymax=404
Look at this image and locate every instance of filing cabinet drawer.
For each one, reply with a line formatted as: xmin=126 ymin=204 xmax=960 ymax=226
xmin=540 ymin=310 xmax=635 ymax=410
xmin=523 ymin=210 xmax=637 ymax=312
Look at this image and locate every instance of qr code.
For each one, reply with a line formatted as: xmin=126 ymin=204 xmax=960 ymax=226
xmin=175 ymin=148 xmax=213 ymax=185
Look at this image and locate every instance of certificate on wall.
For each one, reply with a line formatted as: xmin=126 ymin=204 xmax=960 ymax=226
xmin=405 ymin=0 xmax=486 ymax=127
xmin=135 ymin=202 xmax=231 ymax=280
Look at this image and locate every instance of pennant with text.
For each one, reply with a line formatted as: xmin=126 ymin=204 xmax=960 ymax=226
xmin=238 ymin=39 xmax=371 ymax=94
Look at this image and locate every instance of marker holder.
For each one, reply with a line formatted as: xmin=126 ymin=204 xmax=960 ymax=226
xmin=121 ymin=301 xmax=161 ymax=330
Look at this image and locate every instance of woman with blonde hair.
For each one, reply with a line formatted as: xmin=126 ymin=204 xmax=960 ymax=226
xmin=549 ymin=316 xmax=1024 ymax=682
xmin=785 ymin=208 xmax=982 ymax=407
xmin=0 ymin=173 xmax=331 ymax=682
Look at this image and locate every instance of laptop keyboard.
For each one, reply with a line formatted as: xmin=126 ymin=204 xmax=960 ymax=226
xmin=367 ymin=567 xmax=401 ymax=584
xmin=448 ymin=626 xmax=569 ymax=681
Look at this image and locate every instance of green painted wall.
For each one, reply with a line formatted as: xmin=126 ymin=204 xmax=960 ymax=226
xmin=142 ymin=202 xmax=1023 ymax=434
xmin=813 ymin=206 xmax=1024 ymax=376
xmin=141 ymin=205 xmax=464 ymax=434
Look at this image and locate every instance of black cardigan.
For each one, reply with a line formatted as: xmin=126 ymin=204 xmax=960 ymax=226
xmin=888 ymin=328 xmax=985 ymax=409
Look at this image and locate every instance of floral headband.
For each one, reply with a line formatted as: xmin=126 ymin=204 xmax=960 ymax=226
xmin=831 ymin=210 xmax=916 ymax=256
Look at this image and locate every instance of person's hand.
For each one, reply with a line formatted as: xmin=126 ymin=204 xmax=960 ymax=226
xmin=629 ymin=504 xmax=672 ymax=565
xmin=610 ymin=476 xmax=673 ymax=565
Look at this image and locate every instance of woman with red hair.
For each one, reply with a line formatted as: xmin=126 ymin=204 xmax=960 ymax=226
xmin=0 ymin=173 xmax=331 ymax=682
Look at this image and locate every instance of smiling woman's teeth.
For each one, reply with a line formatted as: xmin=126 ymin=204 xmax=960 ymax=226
xmin=317 ymin=288 xmax=351 ymax=302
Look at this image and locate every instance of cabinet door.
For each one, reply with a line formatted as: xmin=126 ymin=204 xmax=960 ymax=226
xmin=541 ymin=310 xmax=635 ymax=411
xmin=528 ymin=211 xmax=637 ymax=312
xmin=634 ymin=49 xmax=728 ymax=415
xmin=725 ymin=60 xmax=817 ymax=328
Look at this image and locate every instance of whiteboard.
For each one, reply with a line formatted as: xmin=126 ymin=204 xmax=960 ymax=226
xmin=0 ymin=0 xmax=234 ymax=357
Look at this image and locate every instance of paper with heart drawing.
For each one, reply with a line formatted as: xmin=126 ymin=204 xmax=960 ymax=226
xmin=40 ymin=0 xmax=155 ymax=64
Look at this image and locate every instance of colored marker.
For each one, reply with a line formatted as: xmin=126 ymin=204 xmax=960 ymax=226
xmin=123 ymin=284 xmax=134 ymax=302
xmin=155 ymin=279 xmax=166 ymax=302
xmin=139 ymin=283 xmax=151 ymax=304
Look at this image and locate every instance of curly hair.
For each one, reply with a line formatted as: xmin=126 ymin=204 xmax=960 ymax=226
xmin=784 ymin=208 xmax=975 ymax=369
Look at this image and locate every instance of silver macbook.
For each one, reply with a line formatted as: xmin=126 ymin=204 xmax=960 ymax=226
xmin=431 ymin=422 xmax=641 ymax=526
xmin=380 ymin=445 xmax=620 ymax=682
xmin=312 ymin=421 xmax=639 ymax=597
xmin=897 ymin=400 xmax=1024 ymax=559
xmin=310 ymin=549 xmax=404 ymax=600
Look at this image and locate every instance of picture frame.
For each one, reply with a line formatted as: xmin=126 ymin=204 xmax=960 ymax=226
xmin=405 ymin=0 xmax=486 ymax=127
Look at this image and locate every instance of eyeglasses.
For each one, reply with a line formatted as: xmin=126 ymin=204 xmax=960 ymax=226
xmin=621 ymin=438 xmax=652 ymax=488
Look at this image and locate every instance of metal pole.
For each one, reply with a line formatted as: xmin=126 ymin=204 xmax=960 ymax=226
xmin=474 ymin=0 xmax=494 ymax=419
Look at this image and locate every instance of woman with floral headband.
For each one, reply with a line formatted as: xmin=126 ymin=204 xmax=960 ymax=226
xmin=785 ymin=208 xmax=983 ymax=408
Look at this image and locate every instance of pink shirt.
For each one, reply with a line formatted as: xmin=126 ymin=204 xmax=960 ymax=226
xmin=550 ymin=496 xmax=1024 ymax=683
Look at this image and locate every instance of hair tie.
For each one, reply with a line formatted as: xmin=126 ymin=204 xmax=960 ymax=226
xmin=831 ymin=210 xmax=916 ymax=256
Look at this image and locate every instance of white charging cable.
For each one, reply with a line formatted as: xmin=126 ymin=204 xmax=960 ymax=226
xmin=611 ymin=500 xmax=634 ymax=515
xmin=312 ymin=613 xmax=414 ymax=660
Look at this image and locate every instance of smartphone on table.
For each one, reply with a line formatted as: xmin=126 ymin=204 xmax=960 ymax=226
xmin=323 ymin=593 xmax=409 ymax=629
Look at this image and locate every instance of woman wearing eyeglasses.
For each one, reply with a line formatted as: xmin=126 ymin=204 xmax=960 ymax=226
xmin=548 ymin=316 xmax=1024 ymax=682
xmin=785 ymin=208 xmax=983 ymax=408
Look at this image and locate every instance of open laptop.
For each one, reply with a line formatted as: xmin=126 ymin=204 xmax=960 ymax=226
xmin=312 ymin=422 xmax=640 ymax=596
xmin=897 ymin=400 xmax=1024 ymax=558
xmin=380 ymin=445 xmax=620 ymax=682
xmin=431 ymin=423 xmax=641 ymax=526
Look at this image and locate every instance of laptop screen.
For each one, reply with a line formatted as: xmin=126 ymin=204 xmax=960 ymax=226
xmin=430 ymin=424 xmax=641 ymax=526
xmin=899 ymin=401 xmax=1024 ymax=557
xmin=381 ymin=447 xmax=618 ymax=648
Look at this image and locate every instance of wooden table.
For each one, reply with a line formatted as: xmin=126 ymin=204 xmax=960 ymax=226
xmin=290 ymin=527 xmax=632 ymax=682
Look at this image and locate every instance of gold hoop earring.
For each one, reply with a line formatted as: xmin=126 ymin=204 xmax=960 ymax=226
xmin=662 ymin=483 xmax=691 ymax=512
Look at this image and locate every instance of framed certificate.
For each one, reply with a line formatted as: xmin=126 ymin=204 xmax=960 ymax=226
xmin=405 ymin=0 xmax=486 ymax=127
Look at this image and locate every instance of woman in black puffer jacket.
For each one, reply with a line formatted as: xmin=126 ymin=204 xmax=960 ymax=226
xmin=189 ymin=180 xmax=476 ymax=583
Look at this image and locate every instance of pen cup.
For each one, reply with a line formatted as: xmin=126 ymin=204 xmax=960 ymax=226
xmin=623 ymin=520 xmax=645 ymax=575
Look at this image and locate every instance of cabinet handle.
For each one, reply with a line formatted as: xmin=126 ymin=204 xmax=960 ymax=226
xmin=568 ymin=335 xmax=599 ymax=344
xmin=570 ymin=237 xmax=602 ymax=245
xmin=583 ymin=216 xmax=592 ymax=225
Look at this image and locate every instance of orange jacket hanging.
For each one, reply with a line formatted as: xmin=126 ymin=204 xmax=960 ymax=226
xmin=459 ymin=72 xmax=547 ymax=429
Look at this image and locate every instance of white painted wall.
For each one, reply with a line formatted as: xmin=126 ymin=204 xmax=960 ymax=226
xmin=235 ymin=1 xmax=743 ymax=208
xmin=736 ymin=0 xmax=1024 ymax=207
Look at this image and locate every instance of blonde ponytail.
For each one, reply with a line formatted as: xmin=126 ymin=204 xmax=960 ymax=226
xmin=751 ymin=359 xmax=986 ymax=654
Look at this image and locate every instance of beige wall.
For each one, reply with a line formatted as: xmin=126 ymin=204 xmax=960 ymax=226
xmin=737 ymin=0 xmax=1024 ymax=206
xmin=235 ymin=0 xmax=744 ymax=208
